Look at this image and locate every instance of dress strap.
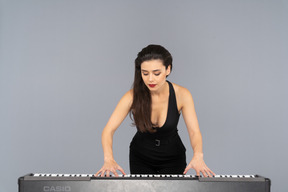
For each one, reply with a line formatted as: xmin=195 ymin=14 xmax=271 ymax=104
xmin=167 ymin=81 xmax=179 ymax=114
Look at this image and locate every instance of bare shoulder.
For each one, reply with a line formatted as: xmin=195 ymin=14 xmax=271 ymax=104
xmin=171 ymin=82 xmax=192 ymax=99
xmin=122 ymin=89 xmax=133 ymax=104
xmin=124 ymin=89 xmax=133 ymax=97
xmin=171 ymin=82 xmax=193 ymax=110
xmin=113 ymin=89 xmax=133 ymax=113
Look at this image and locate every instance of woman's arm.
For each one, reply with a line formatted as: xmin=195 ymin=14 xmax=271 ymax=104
xmin=178 ymin=87 xmax=215 ymax=177
xmin=95 ymin=90 xmax=133 ymax=177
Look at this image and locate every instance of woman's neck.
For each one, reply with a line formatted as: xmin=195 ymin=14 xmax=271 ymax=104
xmin=150 ymin=81 xmax=169 ymax=97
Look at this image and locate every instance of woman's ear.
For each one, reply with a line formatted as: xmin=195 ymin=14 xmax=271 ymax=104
xmin=166 ymin=65 xmax=171 ymax=76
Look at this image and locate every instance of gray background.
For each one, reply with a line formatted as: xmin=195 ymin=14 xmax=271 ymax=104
xmin=0 ymin=0 xmax=287 ymax=192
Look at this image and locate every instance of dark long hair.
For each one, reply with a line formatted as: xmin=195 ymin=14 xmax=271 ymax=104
xmin=130 ymin=44 xmax=173 ymax=133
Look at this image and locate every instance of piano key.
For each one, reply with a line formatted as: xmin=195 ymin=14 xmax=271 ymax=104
xmin=29 ymin=174 xmax=261 ymax=179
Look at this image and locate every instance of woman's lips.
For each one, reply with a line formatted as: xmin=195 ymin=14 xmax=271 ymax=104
xmin=149 ymin=84 xmax=156 ymax=88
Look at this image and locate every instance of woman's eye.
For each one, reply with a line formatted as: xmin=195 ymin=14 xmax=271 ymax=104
xmin=155 ymin=73 xmax=161 ymax=76
xmin=143 ymin=73 xmax=148 ymax=76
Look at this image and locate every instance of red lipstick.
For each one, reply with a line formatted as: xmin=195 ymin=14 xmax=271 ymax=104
xmin=149 ymin=84 xmax=156 ymax=88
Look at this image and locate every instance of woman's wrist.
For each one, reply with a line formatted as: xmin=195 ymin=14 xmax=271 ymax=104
xmin=193 ymin=152 xmax=204 ymax=158
xmin=104 ymin=156 xmax=115 ymax=162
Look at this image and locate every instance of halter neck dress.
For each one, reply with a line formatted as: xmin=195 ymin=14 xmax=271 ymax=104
xmin=129 ymin=81 xmax=187 ymax=174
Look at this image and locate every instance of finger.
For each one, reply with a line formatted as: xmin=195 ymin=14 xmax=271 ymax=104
xmin=184 ymin=164 xmax=193 ymax=175
xmin=205 ymin=169 xmax=212 ymax=177
xmin=183 ymin=167 xmax=189 ymax=175
xmin=96 ymin=169 xmax=105 ymax=177
xmin=106 ymin=170 xmax=111 ymax=177
xmin=95 ymin=171 xmax=101 ymax=177
xmin=207 ymin=171 xmax=212 ymax=177
xmin=100 ymin=170 xmax=105 ymax=177
xmin=113 ymin=170 xmax=119 ymax=177
xmin=204 ymin=166 xmax=215 ymax=177
xmin=210 ymin=169 xmax=216 ymax=176
xmin=118 ymin=167 xmax=126 ymax=175
xmin=196 ymin=170 xmax=200 ymax=177
xmin=204 ymin=169 xmax=211 ymax=177
xmin=200 ymin=170 xmax=207 ymax=177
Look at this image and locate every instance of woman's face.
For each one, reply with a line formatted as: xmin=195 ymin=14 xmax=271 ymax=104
xmin=141 ymin=59 xmax=171 ymax=92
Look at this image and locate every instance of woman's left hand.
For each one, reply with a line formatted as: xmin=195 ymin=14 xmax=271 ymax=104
xmin=183 ymin=154 xmax=215 ymax=177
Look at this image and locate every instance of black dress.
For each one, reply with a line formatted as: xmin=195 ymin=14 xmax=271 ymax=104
xmin=129 ymin=81 xmax=187 ymax=174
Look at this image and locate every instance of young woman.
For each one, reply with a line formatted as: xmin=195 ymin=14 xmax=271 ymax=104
xmin=96 ymin=45 xmax=214 ymax=177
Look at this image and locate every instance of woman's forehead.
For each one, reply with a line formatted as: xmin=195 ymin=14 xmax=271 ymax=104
xmin=141 ymin=59 xmax=164 ymax=70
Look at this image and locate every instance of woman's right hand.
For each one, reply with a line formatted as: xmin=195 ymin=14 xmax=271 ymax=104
xmin=95 ymin=159 xmax=126 ymax=177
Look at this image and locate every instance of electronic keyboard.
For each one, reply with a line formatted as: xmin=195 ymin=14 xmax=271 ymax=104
xmin=18 ymin=173 xmax=271 ymax=192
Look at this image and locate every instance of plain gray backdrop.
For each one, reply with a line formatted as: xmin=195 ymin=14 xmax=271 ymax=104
xmin=1 ymin=0 xmax=287 ymax=191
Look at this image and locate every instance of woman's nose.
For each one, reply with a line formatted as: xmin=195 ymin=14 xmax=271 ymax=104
xmin=149 ymin=74 xmax=154 ymax=81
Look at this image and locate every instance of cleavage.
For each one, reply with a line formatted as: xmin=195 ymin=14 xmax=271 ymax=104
xmin=151 ymin=96 xmax=169 ymax=128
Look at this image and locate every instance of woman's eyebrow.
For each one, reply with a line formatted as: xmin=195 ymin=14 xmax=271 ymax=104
xmin=141 ymin=69 xmax=161 ymax=72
